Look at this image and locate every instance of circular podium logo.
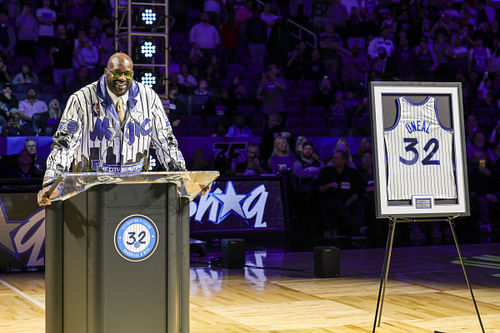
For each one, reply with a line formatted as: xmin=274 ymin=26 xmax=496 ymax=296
xmin=114 ymin=215 xmax=159 ymax=262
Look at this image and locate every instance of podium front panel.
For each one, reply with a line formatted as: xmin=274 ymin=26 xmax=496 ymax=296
xmin=46 ymin=182 xmax=186 ymax=333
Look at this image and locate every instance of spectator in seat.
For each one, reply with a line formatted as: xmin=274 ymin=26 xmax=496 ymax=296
xmin=7 ymin=149 xmax=43 ymax=178
xmin=50 ymin=24 xmax=74 ymax=88
xmin=189 ymin=12 xmax=220 ymax=59
xmin=36 ymin=0 xmax=57 ymax=48
xmin=326 ymin=0 xmax=348 ymax=31
xmin=370 ymin=47 xmax=389 ymax=81
xmin=189 ymin=148 xmax=212 ymax=171
xmin=245 ymin=9 xmax=268 ymax=65
xmin=220 ymin=12 xmax=241 ymax=64
xmin=292 ymin=141 xmax=323 ymax=239
xmin=469 ymin=34 xmax=491 ymax=77
xmin=260 ymin=3 xmax=278 ymax=37
xmin=266 ymin=17 xmax=290 ymax=67
xmin=353 ymin=137 xmax=372 ymax=168
xmin=467 ymin=130 xmax=495 ymax=163
xmin=415 ymin=36 xmax=438 ymax=81
xmin=293 ymin=141 xmax=323 ymax=183
xmin=204 ymin=0 xmax=224 ymax=26
xmin=12 ymin=62 xmax=39 ymax=85
xmin=269 ymin=135 xmax=295 ymax=174
xmin=312 ymin=77 xmax=334 ymax=113
xmin=0 ymin=83 xmax=18 ymax=129
xmin=167 ymin=87 xmax=185 ymax=128
xmin=5 ymin=110 xmax=22 ymax=136
xmin=318 ymin=23 xmax=347 ymax=82
xmin=45 ymin=98 xmax=61 ymax=136
xmin=98 ymin=25 xmax=114 ymax=66
xmin=194 ymin=79 xmax=211 ymax=96
xmin=235 ymin=143 xmax=266 ymax=176
xmin=178 ymin=64 xmax=197 ymax=92
xmin=318 ymin=149 xmax=365 ymax=239
xmin=67 ymin=66 xmax=91 ymax=94
xmin=235 ymin=0 xmax=253 ymax=26
xmin=286 ymin=41 xmax=310 ymax=81
xmin=212 ymin=121 xmax=228 ymax=137
xmin=260 ymin=112 xmax=294 ymax=164
xmin=227 ymin=114 xmax=253 ymax=137
xmin=227 ymin=84 xmax=252 ymax=112
xmin=0 ymin=9 xmax=16 ymax=59
xmin=75 ymin=34 xmax=99 ymax=78
xmin=257 ymin=64 xmax=286 ymax=114
xmin=205 ymin=87 xmax=230 ymax=117
xmin=357 ymin=150 xmax=382 ymax=246
xmin=0 ymin=56 xmax=12 ymax=83
xmin=469 ymin=150 xmax=499 ymax=234
xmin=24 ymin=138 xmax=46 ymax=172
xmin=307 ymin=48 xmax=324 ymax=81
xmin=389 ymin=34 xmax=417 ymax=81
xmin=447 ymin=34 xmax=469 ymax=73
xmin=367 ymin=27 xmax=395 ymax=60
xmin=342 ymin=46 xmax=369 ymax=89
xmin=87 ymin=26 xmax=100 ymax=50
xmin=15 ymin=4 xmax=38 ymax=60
xmin=18 ymin=87 xmax=48 ymax=135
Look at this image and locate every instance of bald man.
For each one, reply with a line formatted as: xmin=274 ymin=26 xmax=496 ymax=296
xmin=38 ymin=52 xmax=186 ymax=206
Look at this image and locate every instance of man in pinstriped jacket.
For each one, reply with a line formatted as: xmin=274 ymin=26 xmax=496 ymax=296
xmin=37 ymin=52 xmax=186 ymax=206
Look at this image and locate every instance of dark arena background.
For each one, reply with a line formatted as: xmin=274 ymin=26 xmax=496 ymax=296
xmin=0 ymin=0 xmax=500 ymax=332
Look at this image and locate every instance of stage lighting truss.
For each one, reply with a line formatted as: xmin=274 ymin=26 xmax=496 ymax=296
xmin=142 ymin=8 xmax=156 ymax=25
xmin=141 ymin=71 xmax=157 ymax=88
xmin=141 ymin=41 xmax=156 ymax=58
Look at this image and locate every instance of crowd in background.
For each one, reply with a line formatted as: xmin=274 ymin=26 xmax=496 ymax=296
xmin=0 ymin=0 xmax=499 ymax=247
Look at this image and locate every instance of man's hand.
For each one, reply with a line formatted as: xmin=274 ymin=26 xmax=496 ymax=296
xmin=37 ymin=178 xmax=62 ymax=206
xmin=37 ymin=186 xmax=53 ymax=206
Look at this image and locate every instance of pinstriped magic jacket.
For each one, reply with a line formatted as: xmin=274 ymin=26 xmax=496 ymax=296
xmin=43 ymin=75 xmax=186 ymax=184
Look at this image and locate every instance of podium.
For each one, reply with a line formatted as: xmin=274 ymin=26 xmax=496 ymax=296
xmin=44 ymin=171 xmax=219 ymax=333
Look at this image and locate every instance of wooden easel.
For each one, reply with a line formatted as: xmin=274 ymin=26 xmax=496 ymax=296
xmin=372 ymin=216 xmax=485 ymax=333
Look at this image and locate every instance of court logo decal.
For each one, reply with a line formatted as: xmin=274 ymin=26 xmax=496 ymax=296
xmin=114 ymin=214 xmax=159 ymax=262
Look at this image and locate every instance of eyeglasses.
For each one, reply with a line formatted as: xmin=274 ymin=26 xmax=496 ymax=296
xmin=106 ymin=67 xmax=134 ymax=79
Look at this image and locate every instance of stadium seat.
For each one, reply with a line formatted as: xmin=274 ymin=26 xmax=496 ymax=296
xmin=305 ymin=105 xmax=325 ymax=117
xmin=206 ymin=115 xmax=228 ymax=131
xmin=327 ymin=116 xmax=348 ymax=136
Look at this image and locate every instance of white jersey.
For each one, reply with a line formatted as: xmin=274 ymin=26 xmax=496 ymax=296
xmin=44 ymin=76 xmax=186 ymax=185
xmin=384 ymin=96 xmax=456 ymax=200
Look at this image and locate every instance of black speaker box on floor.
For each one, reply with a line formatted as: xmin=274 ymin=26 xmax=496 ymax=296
xmin=314 ymin=246 xmax=340 ymax=278
xmin=221 ymin=238 xmax=245 ymax=268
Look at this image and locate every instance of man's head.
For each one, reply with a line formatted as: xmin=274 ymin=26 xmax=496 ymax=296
xmin=78 ymin=66 xmax=89 ymax=81
xmin=24 ymin=139 xmax=37 ymax=155
xmin=267 ymin=112 xmax=282 ymax=128
xmin=105 ymin=52 xmax=134 ymax=96
xmin=56 ymin=24 xmax=66 ymax=38
xmin=201 ymin=12 xmax=210 ymax=24
xmin=2 ymin=83 xmax=11 ymax=96
xmin=18 ymin=149 xmax=33 ymax=168
xmin=169 ymin=87 xmax=178 ymax=99
xmin=0 ymin=10 xmax=8 ymax=24
xmin=247 ymin=143 xmax=260 ymax=160
xmin=302 ymin=142 xmax=314 ymax=159
xmin=27 ymin=88 xmax=37 ymax=100
xmin=361 ymin=151 xmax=372 ymax=170
xmin=332 ymin=150 xmax=347 ymax=169
xmin=49 ymin=98 xmax=60 ymax=111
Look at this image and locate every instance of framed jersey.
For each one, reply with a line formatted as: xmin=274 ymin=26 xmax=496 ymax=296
xmin=369 ymin=82 xmax=469 ymax=218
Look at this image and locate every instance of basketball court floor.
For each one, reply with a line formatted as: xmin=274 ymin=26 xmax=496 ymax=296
xmin=1 ymin=243 xmax=500 ymax=332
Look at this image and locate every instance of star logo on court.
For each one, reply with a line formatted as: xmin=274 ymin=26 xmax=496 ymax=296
xmin=212 ymin=181 xmax=246 ymax=222
xmin=0 ymin=201 xmax=23 ymax=256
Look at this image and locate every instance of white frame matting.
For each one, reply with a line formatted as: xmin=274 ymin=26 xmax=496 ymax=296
xmin=370 ymin=82 xmax=470 ymax=218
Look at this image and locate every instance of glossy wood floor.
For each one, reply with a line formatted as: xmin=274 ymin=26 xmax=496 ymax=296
xmin=1 ymin=243 xmax=500 ymax=332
